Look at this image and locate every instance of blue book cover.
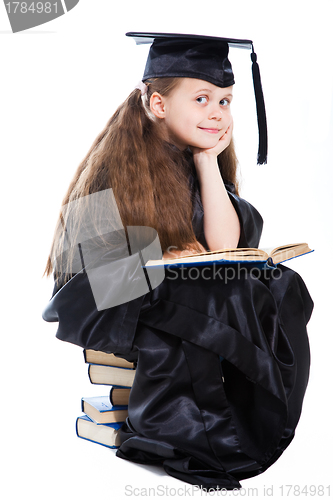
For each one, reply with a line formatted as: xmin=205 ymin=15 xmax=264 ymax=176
xmin=76 ymin=415 xmax=123 ymax=449
xmin=81 ymin=395 xmax=128 ymax=424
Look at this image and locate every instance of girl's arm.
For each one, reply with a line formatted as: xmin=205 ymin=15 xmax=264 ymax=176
xmin=192 ymin=121 xmax=241 ymax=251
xmin=194 ymin=156 xmax=240 ymax=250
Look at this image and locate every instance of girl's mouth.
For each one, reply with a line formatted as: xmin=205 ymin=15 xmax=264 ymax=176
xmin=198 ymin=127 xmax=221 ymax=134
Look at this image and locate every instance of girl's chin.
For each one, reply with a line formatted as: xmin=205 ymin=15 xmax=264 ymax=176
xmin=190 ymin=140 xmax=221 ymax=150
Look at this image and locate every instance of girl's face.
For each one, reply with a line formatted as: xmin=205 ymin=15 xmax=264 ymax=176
xmin=151 ymin=78 xmax=233 ymax=150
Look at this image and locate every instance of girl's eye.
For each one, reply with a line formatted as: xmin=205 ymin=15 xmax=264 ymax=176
xmin=220 ymin=99 xmax=230 ymax=106
xmin=196 ymin=96 xmax=208 ymax=104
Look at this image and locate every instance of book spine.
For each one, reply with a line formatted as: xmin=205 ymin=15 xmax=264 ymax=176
xmin=109 ymin=386 xmax=114 ymax=405
xmin=87 ymin=364 xmax=93 ymax=384
xmin=264 ymin=258 xmax=276 ymax=269
xmin=76 ymin=416 xmax=80 ymax=439
xmin=109 ymin=388 xmax=131 ymax=406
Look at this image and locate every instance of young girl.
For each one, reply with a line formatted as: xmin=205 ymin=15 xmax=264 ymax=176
xmin=43 ymin=33 xmax=313 ymax=490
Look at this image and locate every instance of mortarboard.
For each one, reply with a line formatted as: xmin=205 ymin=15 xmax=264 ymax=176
xmin=126 ymin=32 xmax=267 ymax=165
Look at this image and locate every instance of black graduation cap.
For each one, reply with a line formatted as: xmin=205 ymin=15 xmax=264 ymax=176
xmin=126 ymin=32 xmax=267 ymax=165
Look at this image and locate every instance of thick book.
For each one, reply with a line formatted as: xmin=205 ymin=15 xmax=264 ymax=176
xmin=110 ymin=386 xmax=131 ymax=406
xmin=88 ymin=364 xmax=136 ymax=388
xmin=76 ymin=414 xmax=123 ymax=449
xmin=81 ymin=396 xmax=128 ymax=424
xmin=145 ymin=243 xmax=313 ymax=268
xmin=83 ymin=349 xmax=134 ymax=369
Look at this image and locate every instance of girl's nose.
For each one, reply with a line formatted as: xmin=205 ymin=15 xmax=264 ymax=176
xmin=208 ymin=105 xmax=223 ymax=120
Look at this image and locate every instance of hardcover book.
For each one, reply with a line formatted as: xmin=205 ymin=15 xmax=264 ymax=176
xmin=88 ymin=364 xmax=136 ymax=388
xmin=84 ymin=349 xmax=134 ymax=369
xmin=145 ymin=242 xmax=313 ymax=268
xmin=110 ymin=386 xmax=131 ymax=406
xmin=76 ymin=415 xmax=123 ymax=449
xmin=81 ymin=396 xmax=128 ymax=424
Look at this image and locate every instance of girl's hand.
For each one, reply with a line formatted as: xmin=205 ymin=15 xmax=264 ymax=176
xmin=192 ymin=118 xmax=233 ymax=163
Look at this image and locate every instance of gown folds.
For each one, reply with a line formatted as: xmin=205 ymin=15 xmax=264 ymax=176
xmin=43 ymin=163 xmax=313 ymax=490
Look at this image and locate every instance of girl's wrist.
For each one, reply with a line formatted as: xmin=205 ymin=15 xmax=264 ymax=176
xmin=193 ymin=154 xmax=219 ymax=179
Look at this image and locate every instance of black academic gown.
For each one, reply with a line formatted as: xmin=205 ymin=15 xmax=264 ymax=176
xmin=43 ymin=167 xmax=313 ymax=490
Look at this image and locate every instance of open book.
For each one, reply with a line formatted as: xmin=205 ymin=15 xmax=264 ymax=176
xmin=145 ymin=243 xmax=313 ymax=268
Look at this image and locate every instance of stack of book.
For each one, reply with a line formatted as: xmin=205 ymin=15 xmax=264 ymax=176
xmin=76 ymin=349 xmax=136 ymax=448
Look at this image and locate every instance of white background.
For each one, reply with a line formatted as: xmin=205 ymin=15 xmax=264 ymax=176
xmin=1 ymin=1 xmax=332 ymax=498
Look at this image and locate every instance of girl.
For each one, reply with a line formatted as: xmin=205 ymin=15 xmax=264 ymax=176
xmin=43 ymin=33 xmax=313 ymax=490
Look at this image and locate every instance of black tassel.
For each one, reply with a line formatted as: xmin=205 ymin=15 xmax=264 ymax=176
xmin=251 ymin=47 xmax=267 ymax=165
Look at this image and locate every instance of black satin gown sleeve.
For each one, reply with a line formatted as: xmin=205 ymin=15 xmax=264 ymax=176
xmin=42 ymin=270 xmax=144 ymax=358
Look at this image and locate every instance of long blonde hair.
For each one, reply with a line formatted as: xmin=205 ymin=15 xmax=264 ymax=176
xmin=44 ymin=77 xmax=239 ymax=281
